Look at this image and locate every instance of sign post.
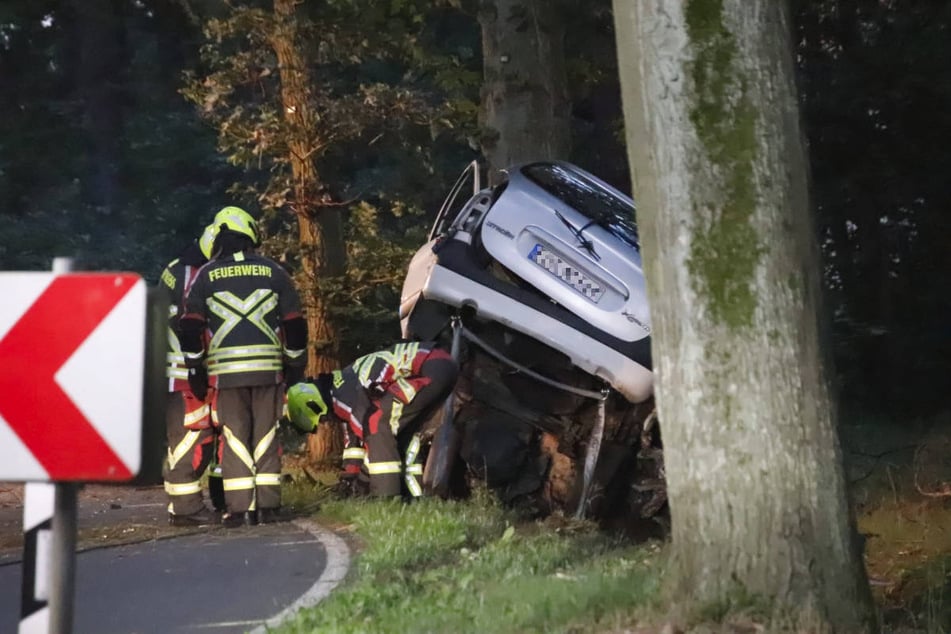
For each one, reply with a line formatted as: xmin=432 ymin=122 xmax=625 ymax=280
xmin=48 ymin=258 xmax=78 ymax=634
xmin=18 ymin=259 xmax=65 ymax=634
xmin=1 ymin=259 xmax=147 ymax=634
xmin=48 ymin=482 xmax=78 ymax=634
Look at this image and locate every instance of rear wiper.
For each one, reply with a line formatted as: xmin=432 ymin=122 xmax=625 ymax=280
xmin=590 ymin=211 xmax=640 ymax=250
xmin=553 ymin=208 xmax=600 ymax=261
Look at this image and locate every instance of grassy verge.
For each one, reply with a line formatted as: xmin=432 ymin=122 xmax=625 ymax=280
xmin=272 ymin=488 xmax=664 ymax=634
xmin=271 ymin=413 xmax=951 ymax=633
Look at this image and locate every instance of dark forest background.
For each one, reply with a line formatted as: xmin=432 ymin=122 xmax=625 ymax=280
xmin=1 ymin=0 xmax=948 ymax=420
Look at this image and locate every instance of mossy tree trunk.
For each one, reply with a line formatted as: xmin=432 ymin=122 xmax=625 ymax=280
xmin=478 ymin=0 xmax=571 ymax=184
xmin=270 ymin=0 xmax=344 ymax=462
xmin=613 ymin=0 xmax=875 ymax=630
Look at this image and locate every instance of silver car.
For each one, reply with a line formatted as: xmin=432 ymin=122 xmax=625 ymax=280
xmin=400 ymin=161 xmax=653 ymax=404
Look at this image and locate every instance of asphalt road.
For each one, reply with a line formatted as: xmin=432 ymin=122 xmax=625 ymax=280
xmin=0 ymin=520 xmax=349 ymax=634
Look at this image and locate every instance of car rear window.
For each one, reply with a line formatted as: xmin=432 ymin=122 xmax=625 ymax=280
xmin=522 ymin=163 xmax=640 ymax=251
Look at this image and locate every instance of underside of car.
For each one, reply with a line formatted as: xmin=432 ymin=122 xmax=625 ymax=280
xmin=400 ymin=161 xmax=666 ymax=530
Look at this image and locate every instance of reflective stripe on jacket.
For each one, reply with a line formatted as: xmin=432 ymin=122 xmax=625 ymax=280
xmin=182 ymin=251 xmax=303 ymax=388
xmin=160 ymin=255 xmax=204 ymax=392
xmin=329 ymin=341 xmax=440 ymax=440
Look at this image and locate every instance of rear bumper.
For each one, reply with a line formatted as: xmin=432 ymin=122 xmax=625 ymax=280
xmin=420 ymin=263 xmax=654 ymax=403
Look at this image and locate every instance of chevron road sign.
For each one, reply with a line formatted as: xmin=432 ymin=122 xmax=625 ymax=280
xmin=0 ymin=272 xmax=146 ymax=482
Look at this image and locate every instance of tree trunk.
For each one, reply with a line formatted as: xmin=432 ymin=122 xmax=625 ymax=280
xmin=271 ymin=0 xmax=345 ymax=462
xmin=613 ymin=1 xmax=874 ymax=630
xmin=478 ymin=0 xmax=571 ymax=185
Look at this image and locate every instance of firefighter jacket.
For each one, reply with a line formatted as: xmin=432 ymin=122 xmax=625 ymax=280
xmin=181 ymin=250 xmax=305 ymax=388
xmin=326 ymin=341 xmax=442 ymax=470
xmin=159 ymin=243 xmax=206 ymax=393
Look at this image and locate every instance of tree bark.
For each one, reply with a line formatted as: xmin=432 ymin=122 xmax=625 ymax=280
xmin=478 ymin=0 xmax=571 ymax=184
xmin=613 ymin=1 xmax=874 ymax=630
xmin=270 ymin=0 xmax=345 ymax=461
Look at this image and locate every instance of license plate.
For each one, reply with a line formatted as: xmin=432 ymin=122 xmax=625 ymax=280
xmin=529 ymin=244 xmax=605 ymax=303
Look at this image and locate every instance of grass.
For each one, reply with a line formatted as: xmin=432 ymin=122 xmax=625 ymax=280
xmin=272 ymin=488 xmax=665 ymax=634
xmin=266 ymin=413 xmax=951 ymax=634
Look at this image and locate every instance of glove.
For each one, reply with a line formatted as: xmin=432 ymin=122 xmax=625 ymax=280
xmin=188 ymin=366 xmax=208 ymax=401
xmin=283 ymin=364 xmax=304 ymax=391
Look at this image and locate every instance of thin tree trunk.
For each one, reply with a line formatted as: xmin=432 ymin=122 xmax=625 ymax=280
xmin=271 ymin=0 xmax=344 ymax=461
xmin=614 ymin=1 xmax=874 ymax=630
xmin=478 ymin=0 xmax=571 ymax=184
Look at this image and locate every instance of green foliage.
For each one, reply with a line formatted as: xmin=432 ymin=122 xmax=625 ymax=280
xmin=181 ymin=0 xmax=480 ymax=356
xmin=0 ymin=0 xmax=236 ymax=278
xmin=180 ymin=0 xmax=480 ymax=207
xmin=277 ymin=493 xmax=663 ymax=633
xmin=324 ymin=200 xmax=428 ymax=358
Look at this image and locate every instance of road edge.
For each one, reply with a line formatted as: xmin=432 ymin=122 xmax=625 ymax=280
xmin=249 ymin=518 xmax=351 ymax=634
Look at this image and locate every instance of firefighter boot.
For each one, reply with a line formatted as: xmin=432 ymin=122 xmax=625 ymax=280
xmin=222 ymin=511 xmax=258 ymax=528
xmin=168 ymin=507 xmax=220 ymax=527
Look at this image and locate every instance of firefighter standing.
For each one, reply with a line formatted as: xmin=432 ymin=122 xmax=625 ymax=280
xmin=180 ymin=206 xmax=307 ymax=527
xmin=160 ymin=222 xmax=224 ymax=526
xmin=285 ymin=341 xmax=458 ymax=498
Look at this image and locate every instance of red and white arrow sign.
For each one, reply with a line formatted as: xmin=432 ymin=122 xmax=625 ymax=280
xmin=0 ymin=273 xmax=145 ymax=482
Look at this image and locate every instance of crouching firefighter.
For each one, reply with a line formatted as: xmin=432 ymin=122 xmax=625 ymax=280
xmin=160 ymin=222 xmax=225 ymax=526
xmin=286 ymin=342 xmax=459 ymax=498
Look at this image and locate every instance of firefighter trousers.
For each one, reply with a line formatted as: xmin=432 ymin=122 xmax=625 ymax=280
xmin=216 ymin=384 xmax=283 ymax=513
xmin=163 ymin=391 xmax=215 ymax=515
xmin=365 ymin=354 xmax=459 ymax=497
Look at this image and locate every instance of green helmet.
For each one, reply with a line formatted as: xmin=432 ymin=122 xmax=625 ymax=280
xmin=213 ymin=206 xmax=259 ymax=245
xmin=286 ymin=382 xmax=328 ymax=433
xmin=197 ymin=222 xmax=218 ymax=260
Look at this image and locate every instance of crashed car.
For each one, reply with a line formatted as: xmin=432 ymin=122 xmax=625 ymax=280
xmin=400 ymin=161 xmax=663 ymax=520
xmin=401 ymin=161 xmax=653 ymax=402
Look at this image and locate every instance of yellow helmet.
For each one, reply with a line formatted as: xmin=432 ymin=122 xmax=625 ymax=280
xmin=213 ymin=206 xmax=259 ymax=245
xmin=286 ymin=382 xmax=328 ymax=433
xmin=197 ymin=222 xmax=218 ymax=260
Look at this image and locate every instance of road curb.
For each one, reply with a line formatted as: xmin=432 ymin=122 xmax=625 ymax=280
xmin=248 ymin=518 xmax=351 ymax=633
